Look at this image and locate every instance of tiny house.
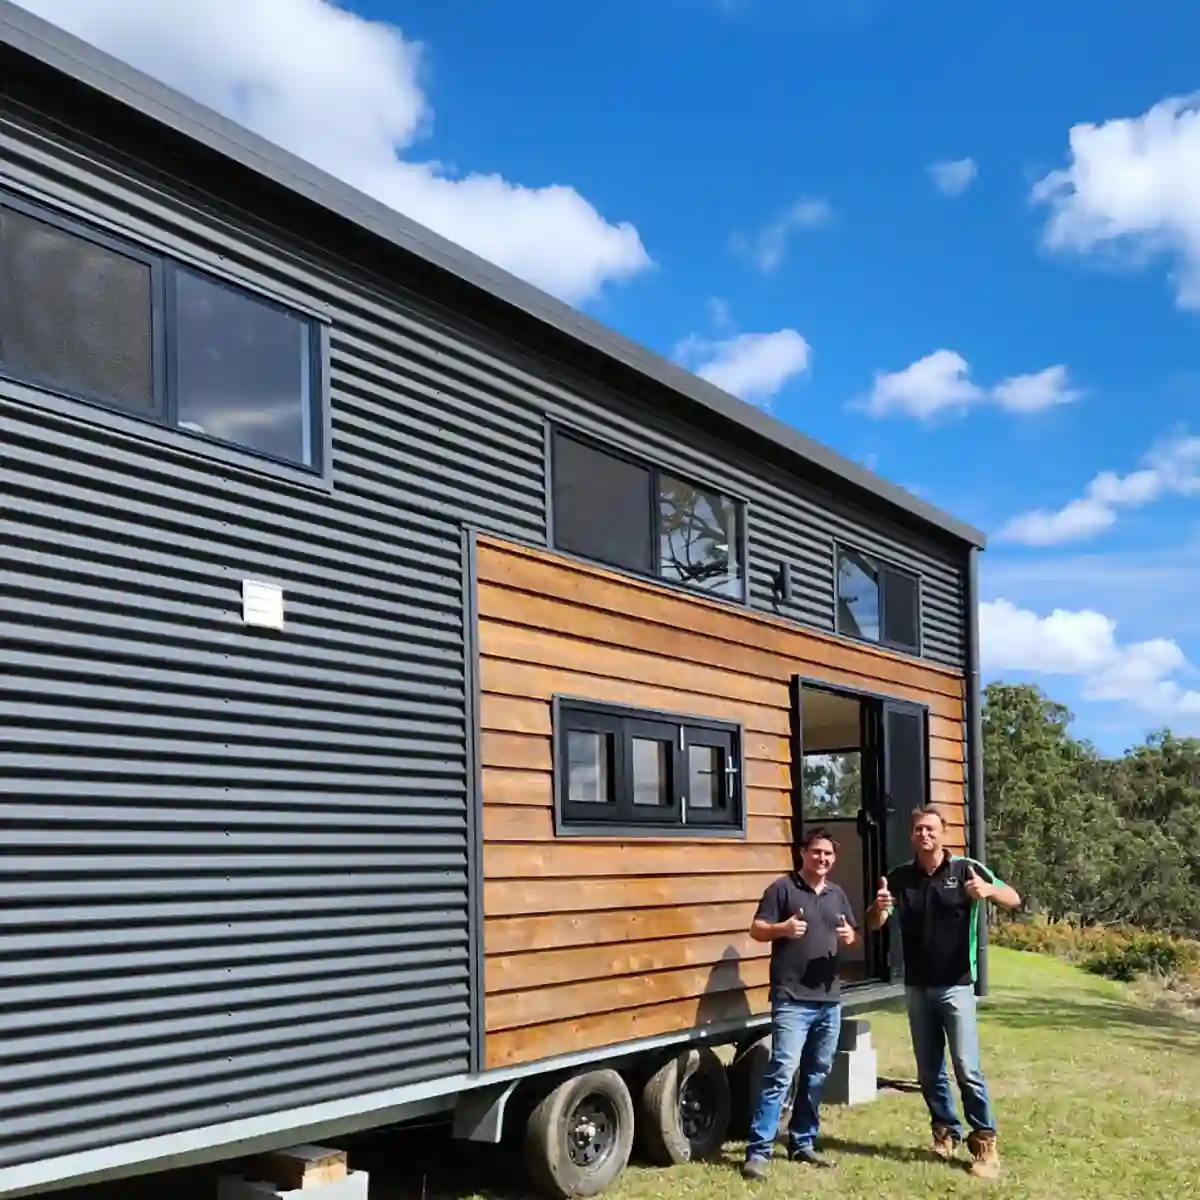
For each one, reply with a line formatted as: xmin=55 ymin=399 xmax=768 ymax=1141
xmin=0 ymin=4 xmax=988 ymax=1197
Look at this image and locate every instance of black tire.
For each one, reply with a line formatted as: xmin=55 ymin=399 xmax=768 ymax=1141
xmin=523 ymin=1068 xmax=635 ymax=1199
xmin=726 ymin=1034 xmax=798 ymax=1143
xmin=635 ymin=1047 xmax=732 ymax=1165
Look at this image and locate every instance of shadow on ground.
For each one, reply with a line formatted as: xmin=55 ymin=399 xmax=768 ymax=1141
xmin=982 ymin=993 xmax=1200 ymax=1052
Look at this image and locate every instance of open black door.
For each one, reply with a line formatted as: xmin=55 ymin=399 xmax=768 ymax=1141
xmin=857 ymin=701 xmax=888 ymax=981
xmin=881 ymin=699 xmax=930 ymax=982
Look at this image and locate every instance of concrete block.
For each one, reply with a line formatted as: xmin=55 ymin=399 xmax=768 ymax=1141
xmin=824 ymin=1041 xmax=878 ymax=1107
xmin=217 ymin=1169 xmax=369 ymax=1200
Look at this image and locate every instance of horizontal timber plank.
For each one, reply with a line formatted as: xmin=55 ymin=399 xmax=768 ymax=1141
xmin=476 ymin=540 xmax=964 ymax=698
xmin=481 ymin=620 xmax=785 ymax=710
xmin=483 ymin=871 xmax=782 ymax=916
xmin=480 ymin=695 xmax=551 ymax=737
xmin=485 ymin=957 xmax=772 ymax=1031
xmin=485 ymin=840 xmax=791 ymax=879
xmin=485 ymin=900 xmax=757 ymax=955
xmin=931 ymin=779 xmax=966 ymax=809
xmin=481 ymin=731 xmax=550 ymax=772
xmin=928 ymin=715 xmax=964 ymax=742
xmin=486 ymin=930 xmax=767 ymax=994
xmin=485 ymin=986 xmax=772 ymax=1069
xmin=930 ymin=734 xmax=964 ymax=762
xmin=482 ymin=805 xmax=792 ymax=846
xmin=480 ymin=661 xmax=792 ymax=733
xmin=932 ymin=758 xmax=965 ymax=784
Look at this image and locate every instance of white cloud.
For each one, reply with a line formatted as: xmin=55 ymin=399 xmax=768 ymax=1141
xmin=981 ymin=598 xmax=1200 ymax=722
xmin=858 ymin=349 xmax=1081 ymax=420
xmin=997 ymin=432 xmax=1200 ymax=546
xmin=18 ymin=0 xmax=651 ymax=306
xmin=676 ymin=329 xmax=811 ymax=407
xmin=928 ymin=157 xmax=978 ymax=197
xmin=1031 ymin=93 xmax=1200 ymax=308
xmin=731 ymin=198 xmax=834 ymax=273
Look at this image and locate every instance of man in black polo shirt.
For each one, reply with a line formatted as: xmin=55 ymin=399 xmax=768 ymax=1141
xmin=741 ymin=827 xmax=858 ymax=1180
xmin=867 ymin=804 xmax=1021 ymax=1180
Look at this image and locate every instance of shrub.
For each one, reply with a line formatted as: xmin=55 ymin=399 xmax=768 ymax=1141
xmin=992 ymin=916 xmax=1200 ymax=985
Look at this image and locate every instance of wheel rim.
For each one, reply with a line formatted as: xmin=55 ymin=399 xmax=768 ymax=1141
xmin=566 ymin=1093 xmax=619 ymax=1172
xmin=679 ymin=1072 xmax=718 ymax=1144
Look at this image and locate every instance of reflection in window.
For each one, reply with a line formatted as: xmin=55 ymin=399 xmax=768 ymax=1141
xmin=0 ymin=205 xmax=154 ymax=410
xmin=803 ymin=751 xmax=863 ymax=819
xmin=836 ymin=549 xmax=880 ymax=641
xmin=632 ymin=738 xmax=671 ymax=806
xmin=658 ymin=474 xmax=741 ymax=598
xmin=550 ymin=431 xmax=745 ymax=602
xmin=834 ymin=544 xmax=921 ymax=653
xmin=566 ymin=730 xmax=614 ymax=805
xmin=174 ymin=269 xmax=314 ymax=468
xmin=688 ymin=743 xmax=721 ymax=809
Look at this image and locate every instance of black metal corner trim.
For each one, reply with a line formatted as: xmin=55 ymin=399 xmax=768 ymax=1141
xmin=461 ymin=526 xmax=487 ymax=1074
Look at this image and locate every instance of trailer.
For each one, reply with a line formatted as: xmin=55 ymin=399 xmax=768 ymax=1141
xmin=0 ymin=4 xmax=988 ymax=1196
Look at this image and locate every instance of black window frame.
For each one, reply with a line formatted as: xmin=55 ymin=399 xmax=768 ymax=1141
xmin=548 ymin=424 xmax=749 ymax=605
xmin=0 ymin=187 xmax=328 ymax=479
xmin=833 ymin=541 xmax=922 ymax=656
xmin=552 ymin=695 xmax=746 ymax=837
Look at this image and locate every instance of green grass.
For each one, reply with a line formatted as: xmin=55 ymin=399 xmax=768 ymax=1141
xmin=363 ymin=948 xmax=1200 ymax=1199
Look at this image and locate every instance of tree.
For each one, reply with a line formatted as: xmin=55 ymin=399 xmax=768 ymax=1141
xmin=981 ymin=682 xmax=1200 ymax=937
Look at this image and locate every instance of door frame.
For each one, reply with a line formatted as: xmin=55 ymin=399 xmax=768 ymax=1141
xmin=789 ymin=675 xmax=933 ymax=984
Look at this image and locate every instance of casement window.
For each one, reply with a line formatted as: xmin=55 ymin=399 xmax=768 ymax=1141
xmin=0 ymin=191 xmax=324 ymax=473
xmin=554 ymin=698 xmax=744 ymax=835
xmin=834 ymin=543 xmax=921 ymax=654
xmin=550 ymin=428 xmax=745 ymax=601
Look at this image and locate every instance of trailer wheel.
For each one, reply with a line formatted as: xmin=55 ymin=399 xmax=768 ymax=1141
xmin=523 ymin=1068 xmax=634 ymax=1198
xmin=726 ymin=1034 xmax=798 ymax=1142
xmin=635 ymin=1047 xmax=731 ymax=1165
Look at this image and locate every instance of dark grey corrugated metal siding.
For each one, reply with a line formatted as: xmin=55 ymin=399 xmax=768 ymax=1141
xmin=0 ymin=100 xmax=543 ymax=1170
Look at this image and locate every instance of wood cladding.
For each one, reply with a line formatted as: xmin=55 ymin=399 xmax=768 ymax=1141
xmin=475 ymin=536 xmax=969 ymax=1070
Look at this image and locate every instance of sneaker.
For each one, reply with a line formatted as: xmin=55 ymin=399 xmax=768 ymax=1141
xmin=741 ymin=1157 xmax=769 ymax=1181
xmin=966 ymin=1130 xmax=1001 ymax=1180
xmin=932 ymin=1123 xmax=961 ymax=1160
xmin=788 ymin=1146 xmax=836 ymax=1169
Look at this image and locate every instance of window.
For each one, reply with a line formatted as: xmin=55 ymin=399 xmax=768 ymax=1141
xmin=551 ymin=429 xmax=744 ymax=600
xmin=835 ymin=544 xmax=920 ymax=654
xmin=555 ymin=698 xmax=743 ymax=833
xmin=0 ymin=193 xmax=323 ymax=472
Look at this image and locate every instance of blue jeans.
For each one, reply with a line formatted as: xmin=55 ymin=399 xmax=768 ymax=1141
xmin=745 ymin=1000 xmax=841 ymax=1162
xmin=906 ymin=985 xmax=996 ymax=1138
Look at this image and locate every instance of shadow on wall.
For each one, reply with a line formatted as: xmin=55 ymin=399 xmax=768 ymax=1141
xmin=695 ymin=943 xmax=755 ymax=1031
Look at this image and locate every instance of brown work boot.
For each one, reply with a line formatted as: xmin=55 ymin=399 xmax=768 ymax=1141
xmin=966 ymin=1130 xmax=1001 ymax=1180
xmin=932 ymin=1123 xmax=960 ymax=1160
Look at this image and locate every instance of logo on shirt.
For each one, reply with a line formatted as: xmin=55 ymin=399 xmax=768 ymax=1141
xmin=943 ymin=876 xmax=960 ymax=889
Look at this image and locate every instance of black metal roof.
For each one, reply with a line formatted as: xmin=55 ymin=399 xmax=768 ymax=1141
xmin=0 ymin=0 xmax=985 ymax=549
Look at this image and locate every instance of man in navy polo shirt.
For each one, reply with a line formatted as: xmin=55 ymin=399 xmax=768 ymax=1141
xmin=866 ymin=804 xmax=1021 ymax=1180
xmin=741 ymin=826 xmax=858 ymax=1180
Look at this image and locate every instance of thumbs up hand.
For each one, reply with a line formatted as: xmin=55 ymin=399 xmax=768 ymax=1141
xmin=874 ymin=876 xmax=894 ymax=914
xmin=835 ymin=913 xmax=854 ymax=945
xmin=964 ymin=864 xmax=992 ymax=901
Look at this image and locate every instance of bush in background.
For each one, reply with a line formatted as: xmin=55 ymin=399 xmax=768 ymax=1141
xmin=992 ymin=915 xmax=1200 ymax=986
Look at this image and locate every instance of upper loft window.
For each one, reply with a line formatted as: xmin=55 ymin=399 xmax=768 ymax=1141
xmin=550 ymin=428 xmax=745 ymax=600
xmin=0 ymin=194 xmax=322 ymax=473
xmin=835 ymin=544 xmax=920 ymax=655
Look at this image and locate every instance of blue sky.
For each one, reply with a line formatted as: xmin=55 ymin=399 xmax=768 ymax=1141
xmin=21 ymin=0 xmax=1200 ymax=753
